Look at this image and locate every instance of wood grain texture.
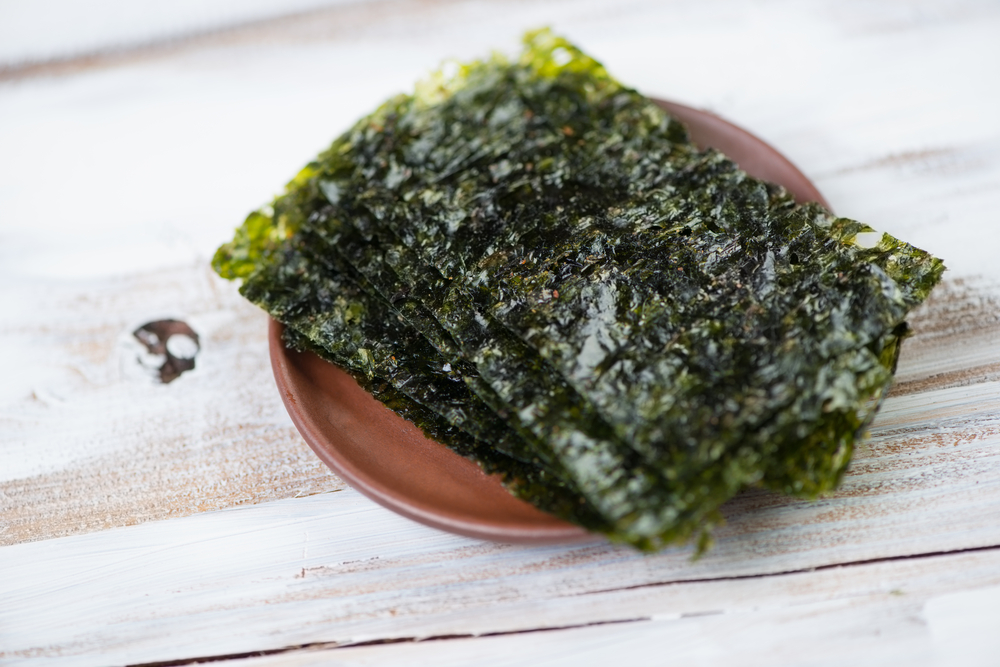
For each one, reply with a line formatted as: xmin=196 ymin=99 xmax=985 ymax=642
xmin=227 ymin=552 xmax=1000 ymax=667
xmin=2 ymin=0 xmax=1000 ymax=664
xmin=0 ymin=266 xmax=344 ymax=547
xmin=891 ymin=276 xmax=1000 ymax=394
xmin=3 ymin=483 xmax=1000 ymax=665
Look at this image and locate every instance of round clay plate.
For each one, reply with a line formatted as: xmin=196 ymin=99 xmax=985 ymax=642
xmin=269 ymin=99 xmax=828 ymax=544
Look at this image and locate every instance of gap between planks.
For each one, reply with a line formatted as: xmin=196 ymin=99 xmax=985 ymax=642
xmin=117 ymin=543 xmax=1000 ymax=667
xmin=126 ymin=618 xmax=646 ymax=667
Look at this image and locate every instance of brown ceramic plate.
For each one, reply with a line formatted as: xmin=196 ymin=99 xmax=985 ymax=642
xmin=269 ymin=99 xmax=828 ymax=544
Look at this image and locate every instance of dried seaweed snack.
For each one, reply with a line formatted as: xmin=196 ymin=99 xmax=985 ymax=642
xmin=299 ymin=28 xmax=942 ymax=512
xmin=213 ymin=29 xmax=944 ymax=551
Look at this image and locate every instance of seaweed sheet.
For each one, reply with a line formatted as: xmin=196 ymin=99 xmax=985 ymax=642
xmin=214 ymin=29 xmax=943 ymax=551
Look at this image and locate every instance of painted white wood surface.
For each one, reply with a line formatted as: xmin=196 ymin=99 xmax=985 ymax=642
xmin=0 ymin=0 xmax=368 ymax=68
xmin=4 ymin=490 xmax=1000 ymax=666
xmin=2 ymin=0 xmax=1000 ymax=664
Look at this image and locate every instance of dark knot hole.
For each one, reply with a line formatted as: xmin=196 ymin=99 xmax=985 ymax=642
xmin=133 ymin=319 xmax=201 ymax=384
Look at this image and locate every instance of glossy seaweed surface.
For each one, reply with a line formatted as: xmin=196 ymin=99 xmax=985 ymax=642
xmin=214 ymin=29 xmax=944 ymax=551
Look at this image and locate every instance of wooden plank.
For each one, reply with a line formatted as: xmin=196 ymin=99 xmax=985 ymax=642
xmin=891 ymin=275 xmax=1000 ymax=393
xmin=227 ymin=554 xmax=1000 ymax=667
xmin=3 ymin=489 xmax=1000 ymax=665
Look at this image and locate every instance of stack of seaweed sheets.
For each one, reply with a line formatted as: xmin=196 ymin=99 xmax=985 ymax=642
xmin=213 ymin=30 xmax=943 ymax=551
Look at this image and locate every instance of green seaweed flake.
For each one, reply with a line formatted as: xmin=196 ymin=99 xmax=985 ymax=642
xmin=213 ymin=28 xmax=943 ymax=552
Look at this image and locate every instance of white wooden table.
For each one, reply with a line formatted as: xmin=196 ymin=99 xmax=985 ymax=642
xmin=3 ymin=1 xmax=1000 ymax=664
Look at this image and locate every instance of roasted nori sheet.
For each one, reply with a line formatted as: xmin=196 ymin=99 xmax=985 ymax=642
xmin=213 ymin=29 xmax=944 ymax=551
